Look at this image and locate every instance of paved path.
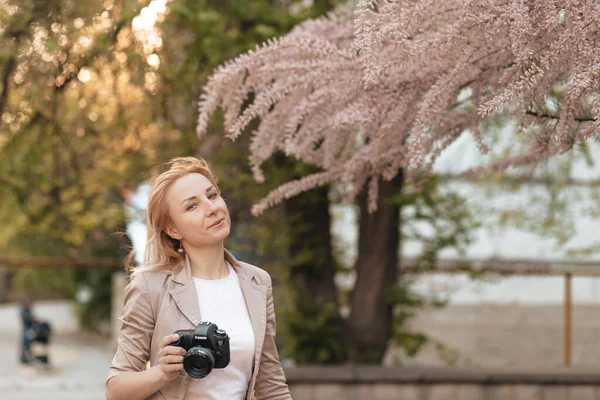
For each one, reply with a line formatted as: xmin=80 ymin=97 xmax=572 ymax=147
xmin=0 ymin=301 xmax=113 ymax=399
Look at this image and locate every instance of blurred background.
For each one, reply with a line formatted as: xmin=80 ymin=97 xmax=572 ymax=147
xmin=2 ymin=0 xmax=600 ymax=399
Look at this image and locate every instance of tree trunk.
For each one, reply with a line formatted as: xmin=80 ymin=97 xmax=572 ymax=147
xmin=346 ymin=171 xmax=404 ymax=363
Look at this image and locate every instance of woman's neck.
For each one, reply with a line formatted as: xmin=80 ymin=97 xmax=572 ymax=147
xmin=186 ymin=244 xmax=228 ymax=280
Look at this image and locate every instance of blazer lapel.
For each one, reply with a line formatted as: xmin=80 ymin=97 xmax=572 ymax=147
xmin=169 ymin=283 xmax=201 ymax=326
xmin=169 ymin=254 xmax=202 ymax=326
xmin=233 ymin=259 xmax=268 ymax=400
xmin=226 ymin=250 xmax=268 ymax=353
xmin=237 ymin=269 xmax=267 ymax=358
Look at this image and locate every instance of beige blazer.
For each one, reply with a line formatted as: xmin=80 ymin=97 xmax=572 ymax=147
xmin=107 ymin=250 xmax=292 ymax=400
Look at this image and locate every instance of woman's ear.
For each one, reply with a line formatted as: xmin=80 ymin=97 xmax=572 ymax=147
xmin=164 ymin=225 xmax=181 ymax=240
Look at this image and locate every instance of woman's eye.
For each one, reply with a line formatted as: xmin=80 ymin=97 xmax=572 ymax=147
xmin=209 ymin=192 xmax=218 ymax=199
xmin=186 ymin=203 xmax=196 ymax=211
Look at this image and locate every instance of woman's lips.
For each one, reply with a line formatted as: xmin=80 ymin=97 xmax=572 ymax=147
xmin=209 ymin=218 xmax=225 ymax=229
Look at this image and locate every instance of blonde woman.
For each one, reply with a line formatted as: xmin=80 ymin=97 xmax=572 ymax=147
xmin=106 ymin=157 xmax=291 ymax=400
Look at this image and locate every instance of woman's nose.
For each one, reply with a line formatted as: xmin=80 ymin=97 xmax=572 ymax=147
xmin=205 ymin=201 xmax=219 ymax=216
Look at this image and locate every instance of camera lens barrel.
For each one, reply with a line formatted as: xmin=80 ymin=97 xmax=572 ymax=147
xmin=183 ymin=347 xmax=215 ymax=379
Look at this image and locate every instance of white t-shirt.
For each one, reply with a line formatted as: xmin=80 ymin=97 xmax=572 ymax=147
xmin=186 ymin=262 xmax=255 ymax=400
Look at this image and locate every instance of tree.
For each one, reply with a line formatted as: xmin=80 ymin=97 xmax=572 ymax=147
xmin=196 ymin=1 xmax=598 ymax=362
xmin=352 ymin=0 xmax=600 ymax=177
xmin=0 ymin=0 xmax=192 ymax=323
xmin=199 ymin=1 xmax=600 ymax=210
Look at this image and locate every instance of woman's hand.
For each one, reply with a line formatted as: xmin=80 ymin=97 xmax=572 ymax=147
xmin=153 ymin=333 xmax=187 ymax=382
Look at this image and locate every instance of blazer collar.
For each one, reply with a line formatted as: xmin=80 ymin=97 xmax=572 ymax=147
xmin=170 ymin=248 xmax=255 ymax=285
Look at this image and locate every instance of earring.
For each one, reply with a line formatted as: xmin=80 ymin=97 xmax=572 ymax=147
xmin=178 ymin=241 xmax=184 ymax=253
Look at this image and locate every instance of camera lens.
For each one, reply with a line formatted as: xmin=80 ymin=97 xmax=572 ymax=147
xmin=183 ymin=347 xmax=215 ymax=379
xmin=192 ymin=358 xmax=208 ymax=370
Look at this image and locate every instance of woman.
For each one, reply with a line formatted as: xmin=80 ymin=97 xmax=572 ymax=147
xmin=106 ymin=157 xmax=292 ymax=400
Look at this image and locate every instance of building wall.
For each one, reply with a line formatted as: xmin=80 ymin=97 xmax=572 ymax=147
xmin=385 ymin=303 xmax=600 ymax=369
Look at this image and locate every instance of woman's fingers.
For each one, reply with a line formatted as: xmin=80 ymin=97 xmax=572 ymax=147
xmin=160 ymin=334 xmax=180 ymax=348
xmin=162 ymin=362 xmax=184 ymax=373
xmin=153 ymin=334 xmax=187 ymax=381
xmin=159 ymin=345 xmax=187 ymax=357
xmin=161 ymin=355 xmax=184 ymax=365
xmin=157 ymin=333 xmax=186 ymax=378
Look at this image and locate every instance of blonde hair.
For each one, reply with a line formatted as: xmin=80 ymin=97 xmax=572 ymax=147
xmin=128 ymin=156 xmax=219 ymax=275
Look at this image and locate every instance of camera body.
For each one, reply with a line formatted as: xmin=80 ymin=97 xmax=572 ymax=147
xmin=171 ymin=321 xmax=230 ymax=379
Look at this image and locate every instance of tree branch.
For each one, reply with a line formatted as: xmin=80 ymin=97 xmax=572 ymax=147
xmin=0 ymin=52 xmax=17 ymax=119
xmin=525 ymin=110 xmax=597 ymax=123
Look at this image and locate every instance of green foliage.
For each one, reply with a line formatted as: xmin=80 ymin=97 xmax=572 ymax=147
xmin=1 ymin=0 xmax=173 ymax=326
xmin=387 ymin=276 xmax=449 ymax=360
xmin=74 ymin=269 xmax=114 ymax=330
xmin=1 ymin=0 xmax=340 ymax=334
xmin=11 ymin=266 xmax=78 ymax=300
xmin=397 ymin=175 xmax=481 ymax=269
xmin=279 ymin=299 xmax=346 ymax=364
xmin=394 ymin=331 xmax=428 ymax=358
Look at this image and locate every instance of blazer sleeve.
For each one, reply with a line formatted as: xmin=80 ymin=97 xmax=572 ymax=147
xmin=254 ymin=274 xmax=292 ymax=400
xmin=106 ymin=271 xmax=155 ymax=384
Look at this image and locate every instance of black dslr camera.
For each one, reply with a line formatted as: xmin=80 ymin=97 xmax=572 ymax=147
xmin=171 ymin=321 xmax=230 ymax=379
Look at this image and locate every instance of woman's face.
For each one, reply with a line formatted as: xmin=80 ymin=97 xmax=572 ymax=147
xmin=164 ymin=172 xmax=231 ymax=249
